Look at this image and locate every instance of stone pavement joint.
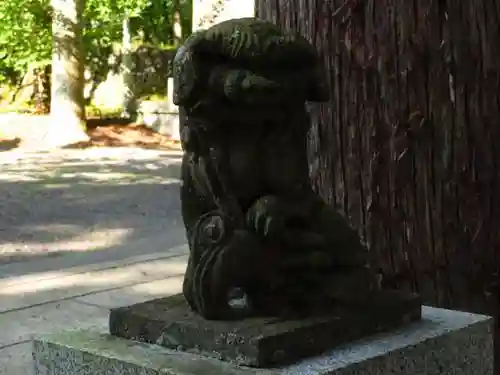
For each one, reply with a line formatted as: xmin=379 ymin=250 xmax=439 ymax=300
xmin=0 ymin=246 xmax=188 ymax=314
xmin=0 ymin=243 xmax=188 ymax=375
xmin=0 ymin=146 xmax=186 ymax=374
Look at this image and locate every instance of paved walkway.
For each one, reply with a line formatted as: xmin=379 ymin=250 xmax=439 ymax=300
xmin=0 ymin=146 xmax=188 ymax=374
xmin=0 ymin=147 xmax=185 ymax=270
xmin=0 ymin=243 xmax=189 ymax=374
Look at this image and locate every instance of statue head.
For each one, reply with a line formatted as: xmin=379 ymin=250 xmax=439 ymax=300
xmin=172 ymin=18 xmax=329 ymax=110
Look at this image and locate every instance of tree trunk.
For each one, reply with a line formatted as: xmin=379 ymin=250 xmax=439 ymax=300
xmin=50 ymin=0 xmax=89 ymax=146
xmin=120 ymin=15 xmax=137 ymax=119
xmin=256 ymin=0 xmax=500 ymax=369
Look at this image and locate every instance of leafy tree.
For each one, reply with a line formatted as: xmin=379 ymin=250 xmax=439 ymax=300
xmin=137 ymin=0 xmax=192 ymax=46
xmin=0 ymin=0 xmax=52 ymax=78
xmin=83 ymin=0 xmax=149 ymax=82
xmin=0 ymin=0 xmax=192 ymax=83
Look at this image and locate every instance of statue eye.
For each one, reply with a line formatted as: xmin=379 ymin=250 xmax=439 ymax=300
xmin=202 ymin=215 xmax=226 ymax=243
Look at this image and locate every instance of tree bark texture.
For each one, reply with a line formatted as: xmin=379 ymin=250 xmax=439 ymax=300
xmin=51 ymin=0 xmax=88 ymax=139
xmin=120 ymin=15 xmax=137 ymax=119
xmin=256 ymin=1 xmax=500 ymax=361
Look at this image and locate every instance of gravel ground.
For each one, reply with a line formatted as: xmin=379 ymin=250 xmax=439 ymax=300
xmin=0 ymin=147 xmax=185 ymax=265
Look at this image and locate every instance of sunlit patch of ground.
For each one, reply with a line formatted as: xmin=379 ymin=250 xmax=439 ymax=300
xmin=78 ymin=124 xmax=182 ymax=150
xmin=0 ymin=146 xmax=184 ymax=264
xmin=0 ymin=227 xmax=131 ymax=264
xmin=0 ymin=113 xmax=181 ymax=152
xmin=0 ymin=147 xmax=182 ymax=185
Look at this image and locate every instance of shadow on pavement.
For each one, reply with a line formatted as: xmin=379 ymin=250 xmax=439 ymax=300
xmin=0 ymin=148 xmax=186 ymax=277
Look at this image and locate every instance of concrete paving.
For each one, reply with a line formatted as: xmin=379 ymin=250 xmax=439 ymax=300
xmin=0 ymin=246 xmax=187 ymax=313
xmin=0 ymin=243 xmax=189 ymax=375
xmin=0 ymin=147 xmax=185 ymax=272
xmin=0 ymin=146 xmax=189 ymax=374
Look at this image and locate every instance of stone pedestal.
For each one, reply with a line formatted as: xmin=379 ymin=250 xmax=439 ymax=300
xmin=33 ymin=306 xmax=493 ymax=374
xmin=108 ymin=291 xmax=421 ymax=367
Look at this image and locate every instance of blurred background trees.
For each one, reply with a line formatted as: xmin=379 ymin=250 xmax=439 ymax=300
xmin=0 ymin=0 xmax=192 ymax=110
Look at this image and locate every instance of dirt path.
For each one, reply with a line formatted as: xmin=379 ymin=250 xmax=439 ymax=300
xmin=0 ymin=147 xmax=185 ymax=266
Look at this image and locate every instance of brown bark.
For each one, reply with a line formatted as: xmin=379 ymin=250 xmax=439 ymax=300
xmin=256 ymin=0 xmax=500 ymax=369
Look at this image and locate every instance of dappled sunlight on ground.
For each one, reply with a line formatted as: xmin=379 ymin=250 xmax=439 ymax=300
xmin=0 ymin=255 xmax=186 ymax=297
xmin=0 ymin=113 xmax=181 ymax=151
xmin=0 ymin=147 xmax=186 ymax=266
xmin=1 ymin=227 xmax=131 ymax=260
xmin=0 ymin=147 xmax=182 ymax=185
xmin=0 ymin=113 xmax=88 ymax=149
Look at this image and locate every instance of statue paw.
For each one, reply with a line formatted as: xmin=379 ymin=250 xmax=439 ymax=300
xmin=245 ymin=196 xmax=285 ymax=237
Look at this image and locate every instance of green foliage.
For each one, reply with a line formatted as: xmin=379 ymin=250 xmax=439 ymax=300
xmin=0 ymin=0 xmax=192 ymax=83
xmin=83 ymin=0 xmax=149 ymax=84
xmin=0 ymin=0 xmax=52 ymax=76
xmin=136 ymin=0 xmax=192 ymax=46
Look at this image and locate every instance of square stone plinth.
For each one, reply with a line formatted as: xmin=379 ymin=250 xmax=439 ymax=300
xmin=108 ymin=291 xmax=421 ymax=367
xmin=33 ymin=307 xmax=493 ymax=375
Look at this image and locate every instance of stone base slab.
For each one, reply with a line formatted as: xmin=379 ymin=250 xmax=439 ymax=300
xmin=33 ymin=306 xmax=493 ymax=375
xmin=109 ymin=291 xmax=421 ymax=367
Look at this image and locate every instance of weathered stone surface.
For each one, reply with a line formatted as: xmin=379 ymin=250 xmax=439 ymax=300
xmin=33 ymin=307 xmax=493 ymax=374
xmin=109 ymin=290 xmax=421 ymax=367
xmin=33 ymin=330 xmax=260 ymax=375
xmin=176 ymin=18 xmax=375 ymax=321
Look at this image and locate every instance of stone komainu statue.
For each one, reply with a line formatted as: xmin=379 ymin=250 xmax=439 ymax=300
xmin=173 ymin=18 xmax=377 ymax=320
